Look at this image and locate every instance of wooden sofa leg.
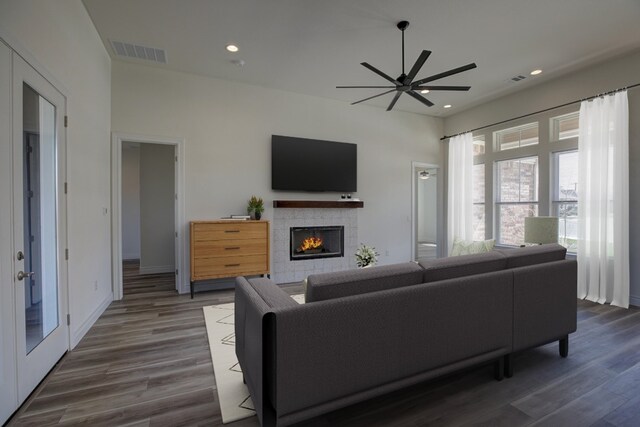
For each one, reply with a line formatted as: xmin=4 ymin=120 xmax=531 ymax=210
xmin=504 ymin=354 xmax=514 ymax=378
xmin=494 ymin=357 xmax=504 ymax=381
xmin=559 ymin=336 xmax=569 ymax=358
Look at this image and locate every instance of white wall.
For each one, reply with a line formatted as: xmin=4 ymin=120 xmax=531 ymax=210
xmin=418 ymin=174 xmax=437 ymax=243
xmin=0 ymin=0 xmax=112 ymax=346
xmin=139 ymin=143 xmax=175 ymax=273
xmin=444 ymin=49 xmax=640 ymax=306
xmin=121 ymin=143 xmax=141 ymax=260
xmin=111 ymin=61 xmax=443 ymax=291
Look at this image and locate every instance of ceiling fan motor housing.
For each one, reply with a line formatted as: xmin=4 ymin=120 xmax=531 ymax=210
xmin=397 ymin=21 xmax=410 ymax=31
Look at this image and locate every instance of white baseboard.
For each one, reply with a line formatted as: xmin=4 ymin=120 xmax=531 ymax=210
xmin=139 ymin=265 xmax=174 ymax=274
xmin=123 ymin=253 xmax=140 ymax=261
xmin=630 ymin=294 xmax=640 ymax=308
xmin=71 ymin=292 xmax=112 ymax=349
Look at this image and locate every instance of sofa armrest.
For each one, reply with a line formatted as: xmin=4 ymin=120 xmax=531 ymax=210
xmin=235 ymin=277 xmax=296 ymax=426
xmin=511 ymin=260 xmax=577 ymax=352
xmin=271 ymin=270 xmax=514 ymax=418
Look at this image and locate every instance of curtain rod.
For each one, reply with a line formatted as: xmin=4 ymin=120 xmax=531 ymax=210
xmin=440 ymin=82 xmax=640 ymax=141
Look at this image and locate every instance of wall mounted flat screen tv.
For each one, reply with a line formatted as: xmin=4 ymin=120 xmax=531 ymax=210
xmin=272 ymin=135 xmax=357 ymax=192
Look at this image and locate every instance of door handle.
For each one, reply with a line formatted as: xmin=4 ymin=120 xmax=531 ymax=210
xmin=17 ymin=271 xmax=35 ymax=281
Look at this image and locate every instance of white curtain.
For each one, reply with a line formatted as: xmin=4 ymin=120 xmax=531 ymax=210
xmin=577 ymin=90 xmax=629 ymax=308
xmin=447 ymin=132 xmax=474 ymax=254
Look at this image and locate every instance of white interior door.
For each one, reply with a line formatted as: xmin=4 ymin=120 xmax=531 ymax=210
xmin=0 ymin=39 xmax=17 ymax=425
xmin=11 ymin=53 xmax=68 ymax=403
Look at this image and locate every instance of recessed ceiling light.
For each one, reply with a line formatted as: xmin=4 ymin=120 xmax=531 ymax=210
xmin=420 ymin=89 xmax=430 ymax=94
xmin=444 ymin=104 xmax=452 ymax=109
xmin=530 ymin=69 xmax=542 ymax=75
xmin=226 ymin=44 xmax=239 ymax=53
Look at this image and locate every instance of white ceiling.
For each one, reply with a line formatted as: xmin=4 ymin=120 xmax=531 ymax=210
xmin=82 ymin=0 xmax=640 ymax=117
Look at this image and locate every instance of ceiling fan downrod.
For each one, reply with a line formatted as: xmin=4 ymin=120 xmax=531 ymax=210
xmin=398 ymin=21 xmax=409 ymax=78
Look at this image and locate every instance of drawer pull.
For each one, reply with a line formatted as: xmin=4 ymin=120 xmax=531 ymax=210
xmin=225 ymin=263 xmax=241 ymax=267
xmin=225 ymin=247 xmax=240 ymax=250
xmin=224 ymin=230 xmax=241 ymax=233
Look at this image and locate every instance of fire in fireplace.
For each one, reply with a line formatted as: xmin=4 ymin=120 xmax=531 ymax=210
xmin=290 ymin=226 xmax=344 ymax=260
xmin=298 ymin=236 xmax=324 ymax=254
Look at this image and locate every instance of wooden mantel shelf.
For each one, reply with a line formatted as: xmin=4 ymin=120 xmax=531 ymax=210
xmin=272 ymin=200 xmax=364 ymax=209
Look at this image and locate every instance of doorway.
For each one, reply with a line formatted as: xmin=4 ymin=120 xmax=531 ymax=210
xmin=122 ymin=142 xmax=175 ymax=296
xmin=0 ymin=49 xmax=69 ymax=423
xmin=111 ymin=133 xmax=185 ymax=300
xmin=411 ymin=162 xmax=443 ymax=261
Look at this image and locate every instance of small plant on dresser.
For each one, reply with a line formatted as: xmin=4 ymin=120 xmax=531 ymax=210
xmin=247 ymin=195 xmax=264 ymax=220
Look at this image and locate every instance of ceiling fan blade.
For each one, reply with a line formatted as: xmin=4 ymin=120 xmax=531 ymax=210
xmin=336 ymin=85 xmax=398 ymax=89
xmin=412 ymin=85 xmax=471 ymax=91
xmin=412 ymin=63 xmax=477 ymax=86
xmin=386 ymin=92 xmax=403 ymax=111
xmin=407 ymin=91 xmax=434 ymax=107
xmin=361 ymin=62 xmax=403 ymax=85
xmin=351 ymin=89 xmax=397 ymax=105
xmin=405 ymin=50 xmax=432 ymax=84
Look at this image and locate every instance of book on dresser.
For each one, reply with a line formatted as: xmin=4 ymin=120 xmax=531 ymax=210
xmin=189 ymin=220 xmax=270 ymax=298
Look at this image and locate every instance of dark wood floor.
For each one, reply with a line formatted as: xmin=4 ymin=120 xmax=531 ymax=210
xmin=7 ymin=264 xmax=640 ymax=426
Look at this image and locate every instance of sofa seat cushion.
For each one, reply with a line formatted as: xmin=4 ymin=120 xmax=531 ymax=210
xmin=305 ymin=262 xmax=424 ymax=302
xmin=419 ymin=251 xmax=507 ymax=283
xmin=495 ymin=243 xmax=567 ymax=268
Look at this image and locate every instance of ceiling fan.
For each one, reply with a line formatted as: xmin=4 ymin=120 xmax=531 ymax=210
xmin=337 ymin=21 xmax=477 ymax=111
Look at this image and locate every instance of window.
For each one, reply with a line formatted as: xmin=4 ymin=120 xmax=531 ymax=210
xmin=553 ymin=150 xmax=578 ymax=252
xmin=494 ymin=123 xmax=539 ymax=151
xmin=552 ymin=112 xmax=579 ymax=141
xmin=473 ymin=164 xmax=485 ymax=240
xmin=472 ymin=110 xmax=578 ymax=250
xmin=473 ymin=135 xmax=485 ymax=156
xmin=495 ymin=157 xmax=539 ymax=245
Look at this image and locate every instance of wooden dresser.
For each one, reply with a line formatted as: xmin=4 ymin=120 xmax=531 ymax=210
xmin=189 ymin=220 xmax=270 ymax=298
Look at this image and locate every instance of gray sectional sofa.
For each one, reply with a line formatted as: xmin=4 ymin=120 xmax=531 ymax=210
xmin=235 ymin=244 xmax=576 ymax=427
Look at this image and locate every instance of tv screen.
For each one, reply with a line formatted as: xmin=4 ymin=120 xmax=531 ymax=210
xmin=272 ymin=135 xmax=357 ymax=192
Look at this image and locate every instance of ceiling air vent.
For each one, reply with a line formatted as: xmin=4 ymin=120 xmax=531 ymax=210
xmin=511 ymin=75 xmax=526 ymax=82
xmin=109 ymin=40 xmax=167 ymax=64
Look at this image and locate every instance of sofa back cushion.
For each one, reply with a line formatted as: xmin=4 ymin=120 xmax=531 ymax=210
xmin=495 ymin=243 xmax=567 ymax=268
xmin=305 ymin=262 xmax=424 ymax=302
xmin=419 ymin=251 xmax=507 ymax=283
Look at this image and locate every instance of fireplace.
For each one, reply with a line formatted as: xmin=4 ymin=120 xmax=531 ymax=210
xmin=290 ymin=226 xmax=344 ymax=261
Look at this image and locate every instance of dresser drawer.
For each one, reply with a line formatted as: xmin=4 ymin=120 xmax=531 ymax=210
xmin=192 ymin=254 xmax=268 ymax=279
xmin=193 ymin=238 xmax=267 ymax=258
xmin=192 ymin=222 xmax=267 ymax=241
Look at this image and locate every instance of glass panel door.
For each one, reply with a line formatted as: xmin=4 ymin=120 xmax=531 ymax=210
xmin=22 ymin=83 xmax=59 ymax=354
xmin=12 ymin=53 xmax=68 ymax=403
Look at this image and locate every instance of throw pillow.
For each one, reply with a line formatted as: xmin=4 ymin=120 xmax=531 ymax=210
xmin=450 ymin=237 xmax=495 ymax=257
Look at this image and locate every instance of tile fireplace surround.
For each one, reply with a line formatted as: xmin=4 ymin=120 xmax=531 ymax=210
xmin=272 ymin=202 xmax=359 ymax=284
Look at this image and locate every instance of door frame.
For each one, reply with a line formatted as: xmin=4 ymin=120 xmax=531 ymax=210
xmin=111 ymin=132 xmax=185 ymax=300
xmin=411 ymin=161 xmax=443 ymax=260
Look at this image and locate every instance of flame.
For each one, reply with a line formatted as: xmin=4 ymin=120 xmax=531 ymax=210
xmin=299 ymin=236 xmax=323 ymax=252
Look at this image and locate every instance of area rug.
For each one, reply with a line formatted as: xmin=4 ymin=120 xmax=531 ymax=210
xmin=203 ymin=294 xmax=305 ymax=424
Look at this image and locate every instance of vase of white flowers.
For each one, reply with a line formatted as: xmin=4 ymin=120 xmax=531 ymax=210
xmin=355 ymin=243 xmax=379 ymax=268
